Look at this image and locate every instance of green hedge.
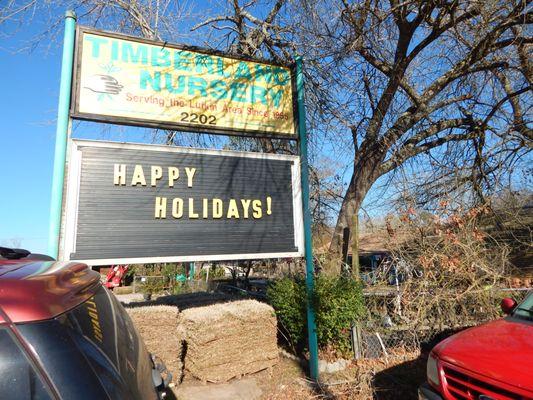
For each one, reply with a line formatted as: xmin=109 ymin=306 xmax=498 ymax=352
xmin=267 ymin=276 xmax=308 ymax=351
xmin=267 ymin=275 xmax=364 ymax=355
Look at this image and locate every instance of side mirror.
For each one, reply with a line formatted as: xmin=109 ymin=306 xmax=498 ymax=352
xmin=501 ymin=298 xmax=517 ymax=315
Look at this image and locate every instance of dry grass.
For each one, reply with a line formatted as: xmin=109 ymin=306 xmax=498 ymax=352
xmin=126 ymin=305 xmax=182 ymax=382
xmin=178 ymin=300 xmax=279 ymax=383
xmin=125 ymin=295 xmax=427 ymax=398
xmin=261 ymin=349 xmax=424 ymax=400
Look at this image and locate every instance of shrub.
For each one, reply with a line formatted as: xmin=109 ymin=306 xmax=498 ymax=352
xmin=266 ymin=276 xmax=308 ymax=351
xmin=199 ymin=265 xmax=226 ymax=280
xmin=139 ymin=276 xmax=167 ymax=295
xmin=375 ymin=202 xmax=516 ymax=330
xmin=267 ymin=275 xmax=365 ymax=356
xmin=312 ymin=275 xmax=365 ymax=355
xmin=133 ymin=263 xmax=184 ymax=295
xmin=161 ymin=263 xmax=185 ymax=280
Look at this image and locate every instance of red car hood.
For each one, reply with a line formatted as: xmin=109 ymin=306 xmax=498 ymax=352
xmin=434 ymin=318 xmax=533 ymax=391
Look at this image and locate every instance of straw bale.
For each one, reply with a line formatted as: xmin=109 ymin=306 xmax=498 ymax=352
xmin=178 ymin=300 xmax=279 ymax=383
xmin=126 ymin=305 xmax=182 ymax=381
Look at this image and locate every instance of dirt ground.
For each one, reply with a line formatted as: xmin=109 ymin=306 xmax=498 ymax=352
xmin=119 ymin=293 xmax=427 ymax=399
xmin=264 ymin=350 xmax=426 ymax=399
xmin=169 ymin=349 xmax=426 ymax=399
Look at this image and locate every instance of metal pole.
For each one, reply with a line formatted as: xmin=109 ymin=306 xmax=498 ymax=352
xmin=189 ymin=262 xmax=195 ymax=280
xmin=295 ymin=56 xmax=319 ymax=381
xmin=47 ymin=11 xmax=77 ymax=258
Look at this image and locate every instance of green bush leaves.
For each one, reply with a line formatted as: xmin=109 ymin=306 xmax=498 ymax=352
xmin=267 ymin=275 xmax=364 ymax=355
xmin=267 ymin=276 xmax=308 ymax=350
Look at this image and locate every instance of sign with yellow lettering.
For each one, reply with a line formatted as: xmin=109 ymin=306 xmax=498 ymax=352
xmin=71 ymin=27 xmax=297 ymax=137
xmin=61 ymin=140 xmax=304 ymax=265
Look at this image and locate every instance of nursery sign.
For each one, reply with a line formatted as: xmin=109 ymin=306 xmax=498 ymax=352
xmin=71 ymin=27 xmax=297 ymax=138
xmin=61 ymin=140 xmax=304 ymax=265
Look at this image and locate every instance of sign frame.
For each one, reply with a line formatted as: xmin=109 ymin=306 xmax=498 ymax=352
xmin=70 ymin=26 xmax=299 ymax=140
xmin=51 ymin=13 xmax=318 ymax=380
xmin=60 ymin=139 xmax=305 ymax=266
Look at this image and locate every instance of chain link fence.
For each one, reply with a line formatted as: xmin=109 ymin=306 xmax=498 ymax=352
xmin=351 ymin=287 xmax=530 ymax=359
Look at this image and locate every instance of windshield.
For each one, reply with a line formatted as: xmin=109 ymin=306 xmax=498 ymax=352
xmin=512 ymin=291 xmax=533 ymax=321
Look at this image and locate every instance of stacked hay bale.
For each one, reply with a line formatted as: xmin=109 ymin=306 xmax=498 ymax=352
xmin=126 ymin=305 xmax=182 ymax=381
xmin=178 ymin=300 xmax=278 ymax=383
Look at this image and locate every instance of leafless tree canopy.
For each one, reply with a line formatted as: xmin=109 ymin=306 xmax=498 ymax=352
xmin=288 ymin=1 xmax=531 ymax=266
xmin=1 ymin=0 xmax=195 ymax=52
xmin=2 ymin=0 xmax=531 ymax=274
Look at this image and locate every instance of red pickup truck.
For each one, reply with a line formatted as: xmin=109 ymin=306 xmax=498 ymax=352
xmin=419 ymin=291 xmax=533 ymax=400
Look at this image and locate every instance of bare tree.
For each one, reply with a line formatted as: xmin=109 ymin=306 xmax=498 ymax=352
xmin=2 ymin=1 xmax=531 ymax=277
xmin=191 ymin=0 xmax=294 ymax=153
xmin=1 ymin=0 xmax=191 ymax=43
xmin=188 ymin=0 xmax=532 ymax=275
xmin=288 ymin=0 xmax=532 ymax=275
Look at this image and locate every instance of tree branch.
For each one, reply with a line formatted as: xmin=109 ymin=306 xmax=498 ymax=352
xmin=381 ymin=125 xmax=479 ymax=175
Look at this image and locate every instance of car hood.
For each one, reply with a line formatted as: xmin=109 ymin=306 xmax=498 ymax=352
xmin=434 ymin=318 xmax=533 ymax=391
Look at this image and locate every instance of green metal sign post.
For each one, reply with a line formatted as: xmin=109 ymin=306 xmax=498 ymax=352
xmin=47 ymin=11 xmax=76 ymax=258
xmin=46 ymin=15 xmax=318 ymax=378
xmin=295 ymin=56 xmax=319 ymax=381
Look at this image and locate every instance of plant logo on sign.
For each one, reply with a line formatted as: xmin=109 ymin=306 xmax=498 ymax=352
xmin=83 ymin=62 xmax=123 ymax=101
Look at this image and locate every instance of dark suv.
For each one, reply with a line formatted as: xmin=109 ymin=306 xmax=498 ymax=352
xmin=0 ymin=247 xmax=170 ymax=400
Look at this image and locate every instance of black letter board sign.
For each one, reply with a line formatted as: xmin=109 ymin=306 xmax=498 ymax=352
xmin=61 ymin=140 xmax=304 ymax=265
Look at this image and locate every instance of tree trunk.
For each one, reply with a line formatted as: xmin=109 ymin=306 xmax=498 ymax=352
xmin=351 ymin=213 xmax=360 ymax=279
xmin=329 ymin=148 xmax=384 ymax=276
xmin=330 ymin=190 xmax=364 ymax=273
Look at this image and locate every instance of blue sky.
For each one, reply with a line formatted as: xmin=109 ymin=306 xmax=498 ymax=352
xmin=1 ymin=31 xmax=60 ymax=253
xmin=0 ymin=18 xmax=173 ymax=253
xmin=0 ymin=7 xmax=278 ymax=255
xmin=2 ymin=4 xmax=529 ymax=256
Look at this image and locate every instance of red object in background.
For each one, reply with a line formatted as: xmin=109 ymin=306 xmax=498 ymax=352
xmin=500 ymin=297 xmax=517 ymax=314
xmin=103 ymin=265 xmax=129 ymax=290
